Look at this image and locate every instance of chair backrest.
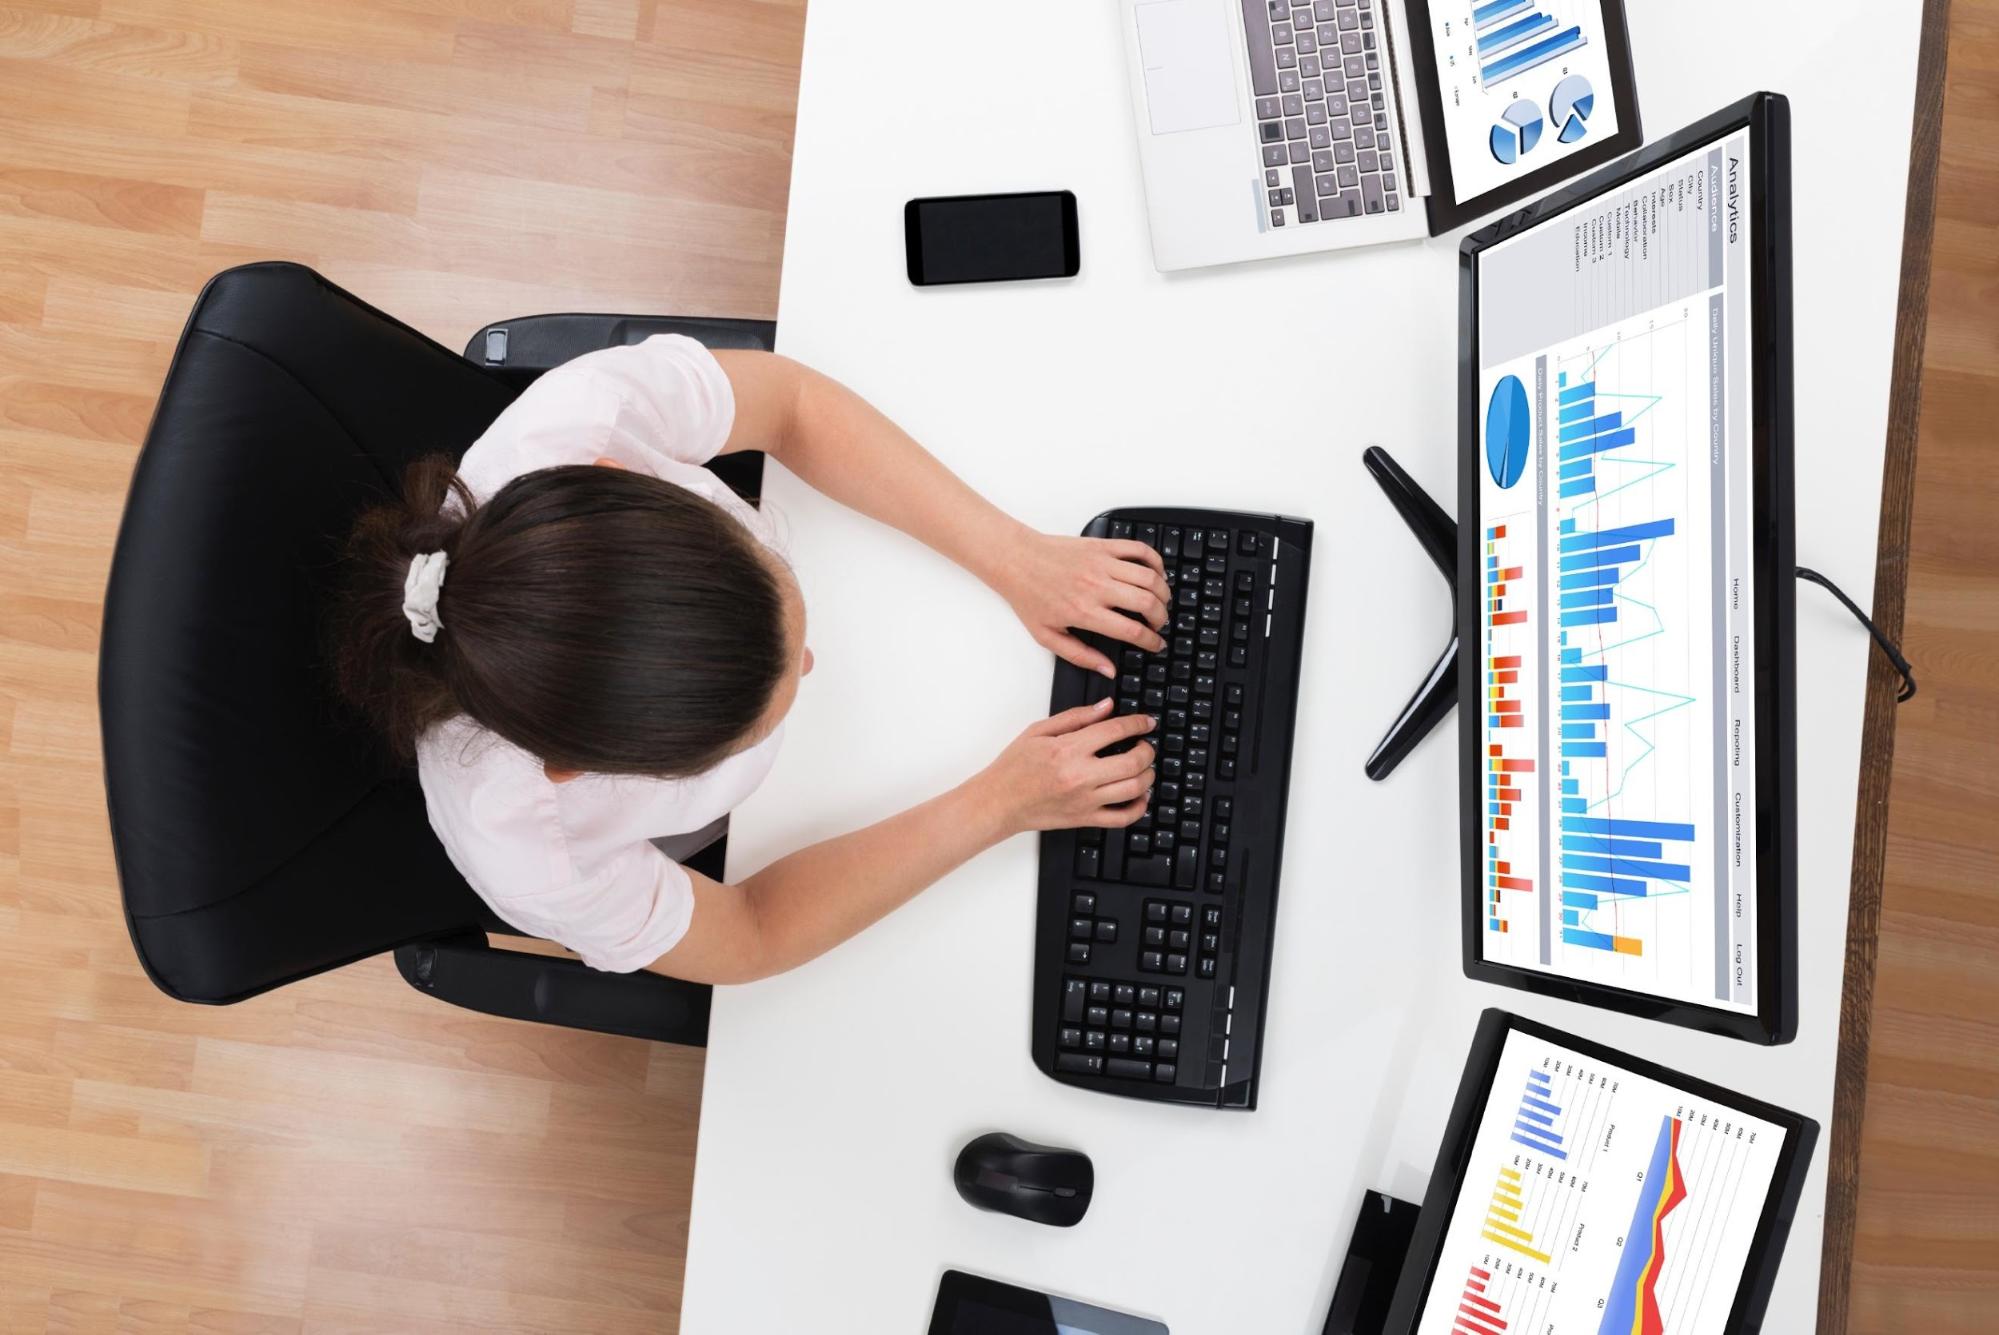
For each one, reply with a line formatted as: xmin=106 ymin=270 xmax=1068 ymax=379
xmin=100 ymin=263 xmax=518 ymax=1003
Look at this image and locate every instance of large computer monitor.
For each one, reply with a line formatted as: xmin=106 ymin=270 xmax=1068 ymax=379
xmin=1384 ymin=1009 xmax=1818 ymax=1334
xmin=1456 ymin=95 xmax=1797 ymax=1043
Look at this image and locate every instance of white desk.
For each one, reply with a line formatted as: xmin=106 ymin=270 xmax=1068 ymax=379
xmin=682 ymin=4 xmax=1923 ymax=1331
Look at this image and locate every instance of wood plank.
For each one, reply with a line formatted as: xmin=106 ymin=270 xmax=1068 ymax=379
xmin=1840 ymin=1 xmax=1999 ymax=1331
xmin=0 ymin=1 xmax=802 ymax=1329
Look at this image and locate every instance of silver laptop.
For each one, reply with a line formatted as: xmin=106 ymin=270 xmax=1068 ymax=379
xmin=1121 ymin=0 xmax=1431 ymax=270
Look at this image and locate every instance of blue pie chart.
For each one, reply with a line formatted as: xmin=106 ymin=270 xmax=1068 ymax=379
xmin=1486 ymin=375 xmax=1530 ymax=488
xmin=1552 ymin=74 xmax=1595 ymax=144
xmin=1489 ymin=99 xmax=1543 ymax=165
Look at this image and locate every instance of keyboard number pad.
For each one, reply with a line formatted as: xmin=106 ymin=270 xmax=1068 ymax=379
xmin=1058 ymin=975 xmax=1184 ymax=1083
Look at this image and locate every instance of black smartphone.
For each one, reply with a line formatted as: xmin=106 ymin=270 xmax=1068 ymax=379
xmin=903 ymin=190 xmax=1080 ymax=286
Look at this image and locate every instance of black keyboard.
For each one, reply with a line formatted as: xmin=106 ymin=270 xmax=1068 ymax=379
xmin=1031 ymin=507 xmax=1312 ymax=1109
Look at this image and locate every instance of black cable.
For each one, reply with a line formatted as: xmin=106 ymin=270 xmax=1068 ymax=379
xmin=1796 ymin=566 xmax=1917 ymax=702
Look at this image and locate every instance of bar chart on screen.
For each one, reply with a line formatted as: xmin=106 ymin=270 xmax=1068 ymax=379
xmin=1415 ymin=1031 xmax=1792 ymax=1335
xmin=1538 ymin=312 xmax=1729 ymax=1010
xmin=1485 ymin=516 xmax=1540 ymax=949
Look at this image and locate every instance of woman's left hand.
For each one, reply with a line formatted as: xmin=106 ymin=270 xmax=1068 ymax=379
xmin=991 ymin=530 xmax=1173 ymax=678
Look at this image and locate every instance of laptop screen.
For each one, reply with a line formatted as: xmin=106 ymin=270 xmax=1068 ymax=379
xmin=1470 ymin=126 xmax=1760 ymax=1014
xmin=1409 ymin=1022 xmax=1793 ymax=1334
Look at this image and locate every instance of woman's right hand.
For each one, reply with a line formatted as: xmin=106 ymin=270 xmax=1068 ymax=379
xmin=977 ymin=698 xmax=1157 ymax=836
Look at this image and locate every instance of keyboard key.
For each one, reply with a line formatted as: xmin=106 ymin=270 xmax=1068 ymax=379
xmin=1265 ymin=167 xmax=1280 ymax=187
xmin=1070 ymin=916 xmax=1092 ymax=941
xmin=1144 ymin=925 xmax=1166 ymax=947
xmin=1279 ymin=68 xmax=1299 ymax=93
xmin=1108 ymin=1057 xmax=1154 ymax=1081
xmin=1158 ymin=1038 xmax=1179 ymax=1060
xmin=1063 ymin=979 xmax=1086 ymax=1023
xmin=1057 ymin=1053 xmax=1103 ymax=1075
xmin=1090 ymin=980 xmax=1112 ymax=1001
xmin=1086 ymin=1005 xmax=1108 ymax=1027
xmin=1145 ymin=901 xmax=1169 ymax=925
xmin=1263 ymin=143 xmax=1285 ymax=168
xmin=1282 ymin=93 xmax=1304 ymax=116
xmin=1198 ymin=957 xmax=1217 ymax=978
xmin=1175 ymin=844 xmax=1199 ymax=888
xmin=1141 ymin=950 xmax=1164 ymax=971
xmin=1204 ymin=905 xmax=1223 ymax=927
xmin=1072 ymin=892 xmax=1096 ymax=915
xmin=1068 ymin=943 xmax=1090 ymax=964
xmin=1154 ymin=1063 xmax=1177 ymax=1083
xmin=1170 ymin=903 xmax=1194 ymax=926
xmin=1109 ymin=1033 xmax=1130 ymax=1055
xmin=1312 ymin=149 xmax=1335 ymax=174
xmin=1363 ymin=173 xmax=1383 ymax=214
xmin=1075 ymin=846 xmax=1100 ymax=878
xmin=1169 ymin=929 xmax=1191 ymax=951
xmin=1306 ymin=102 xmax=1327 ymax=126
xmin=1139 ymin=987 xmax=1161 ymax=1008
xmin=1256 ymin=95 xmax=1281 ymax=118
xmin=1086 ymin=1029 xmax=1107 ymax=1050
xmin=1284 ymin=117 xmax=1306 ymax=141
xmin=1135 ymin=1010 xmax=1158 ymax=1033
xmin=1094 ymin=920 xmax=1118 ymax=943
xmin=1060 ymin=1026 xmax=1082 ymax=1048
xmin=1300 ymin=55 xmax=1321 ymax=79
xmin=1111 ymin=1008 xmax=1133 ymax=1030
xmin=1162 ymin=1013 xmax=1183 ymax=1035
xmin=1288 ymin=142 xmax=1309 ymax=165
xmin=1134 ymin=1035 xmax=1155 ymax=1057
xmin=1166 ymin=953 xmax=1187 ymax=973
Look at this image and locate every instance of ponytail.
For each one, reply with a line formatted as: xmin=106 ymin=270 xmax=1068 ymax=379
xmin=330 ymin=456 xmax=790 ymax=776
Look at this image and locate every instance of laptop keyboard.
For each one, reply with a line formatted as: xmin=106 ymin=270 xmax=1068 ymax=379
xmin=1241 ymin=0 xmax=1402 ymax=226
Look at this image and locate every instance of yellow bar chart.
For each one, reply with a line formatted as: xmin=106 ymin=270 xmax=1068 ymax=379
xmin=1480 ymin=1165 xmax=1552 ymax=1264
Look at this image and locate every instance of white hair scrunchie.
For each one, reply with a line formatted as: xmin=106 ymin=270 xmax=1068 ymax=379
xmin=402 ymin=551 xmax=449 ymax=644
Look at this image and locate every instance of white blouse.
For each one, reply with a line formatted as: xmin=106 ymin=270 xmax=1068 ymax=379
xmin=416 ymin=335 xmax=782 ymax=972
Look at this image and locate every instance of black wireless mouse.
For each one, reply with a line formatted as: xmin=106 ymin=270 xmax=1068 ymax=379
xmin=952 ymin=1131 xmax=1094 ymax=1227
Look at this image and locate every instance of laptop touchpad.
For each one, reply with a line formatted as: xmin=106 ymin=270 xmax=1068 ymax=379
xmin=1134 ymin=0 xmax=1241 ymax=136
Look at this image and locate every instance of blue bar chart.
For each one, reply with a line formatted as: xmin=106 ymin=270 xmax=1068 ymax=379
xmin=1473 ymin=1 xmax=1587 ymax=86
xmin=1511 ymin=1067 xmax=1568 ymax=1159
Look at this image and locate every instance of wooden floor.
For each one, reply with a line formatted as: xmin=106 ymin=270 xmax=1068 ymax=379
xmin=1848 ymin=0 xmax=1999 ymax=1329
xmin=0 ymin=1 xmax=1991 ymax=1332
xmin=0 ymin=1 xmax=803 ymax=1331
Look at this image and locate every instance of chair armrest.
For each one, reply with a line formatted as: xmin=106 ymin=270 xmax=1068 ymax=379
xmin=463 ymin=313 xmax=776 ymax=373
xmin=394 ymin=932 xmax=711 ymax=1047
xmin=461 ymin=312 xmax=775 ymax=505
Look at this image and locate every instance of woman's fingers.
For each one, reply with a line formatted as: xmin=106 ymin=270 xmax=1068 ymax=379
xmin=1103 ymin=539 xmax=1167 ymax=577
xmin=1102 ymin=578 xmax=1170 ymax=630
xmin=1088 ymin=793 xmax=1153 ymax=827
xmin=1082 ymin=606 xmax=1168 ymax=654
xmin=1029 ymin=696 xmax=1115 ymax=736
xmin=1093 ymin=769 xmax=1157 ymax=806
xmin=1106 ymin=556 xmax=1173 ymax=612
xmin=1070 ymin=711 xmax=1156 ymax=756
xmin=1041 ymin=628 xmax=1116 ymax=679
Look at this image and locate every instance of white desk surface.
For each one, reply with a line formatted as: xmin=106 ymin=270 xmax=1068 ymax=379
xmin=682 ymin=4 xmax=1921 ymax=1331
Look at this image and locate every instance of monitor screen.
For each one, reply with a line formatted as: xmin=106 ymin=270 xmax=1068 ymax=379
xmin=1417 ymin=0 xmax=1625 ymax=205
xmin=1470 ymin=125 xmax=1760 ymax=1014
xmin=1410 ymin=1024 xmax=1792 ymax=1334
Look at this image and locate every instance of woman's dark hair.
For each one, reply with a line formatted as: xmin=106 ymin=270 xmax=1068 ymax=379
xmin=332 ymin=456 xmax=790 ymax=777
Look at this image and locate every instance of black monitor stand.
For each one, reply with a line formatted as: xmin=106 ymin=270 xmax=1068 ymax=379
xmin=1362 ymin=447 xmax=1458 ymax=782
xmin=1322 ymin=1189 xmax=1423 ymax=1335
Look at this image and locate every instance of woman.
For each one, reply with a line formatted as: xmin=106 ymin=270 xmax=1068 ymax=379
xmin=334 ymin=335 xmax=1168 ymax=984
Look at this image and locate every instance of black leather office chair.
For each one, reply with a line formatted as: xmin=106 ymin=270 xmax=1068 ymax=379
xmin=98 ymin=262 xmax=775 ymax=1045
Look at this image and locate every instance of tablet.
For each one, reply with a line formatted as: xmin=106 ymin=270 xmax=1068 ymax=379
xmin=1456 ymin=95 xmax=1797 ymax=1043
xmin=928 ymin=1271 xmax=1168 ymax=1335
xmin=1384 ymin=1010 xmax=1818 ymax=1334
xmin=1396 ymin=0 xmax=1643 ymax=233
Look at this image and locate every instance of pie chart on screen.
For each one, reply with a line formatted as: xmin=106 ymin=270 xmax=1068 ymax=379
xmin=1552 ymin=74 xmax=1595 ymax=143
xmin=1486 ymin=375 xmax=1530 ymax=488
xmin=1489 ymin=100 xmax=1543 ymax=165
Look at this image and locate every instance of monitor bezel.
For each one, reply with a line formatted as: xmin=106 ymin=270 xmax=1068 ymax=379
xmin=1381 ymin=1008 xmax=1821 ymax=1335
xmin=1400 ymin=0 xmax=1645 ymax=236
xmin=1455 ymin=94 xmax=1798 ymax=1045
